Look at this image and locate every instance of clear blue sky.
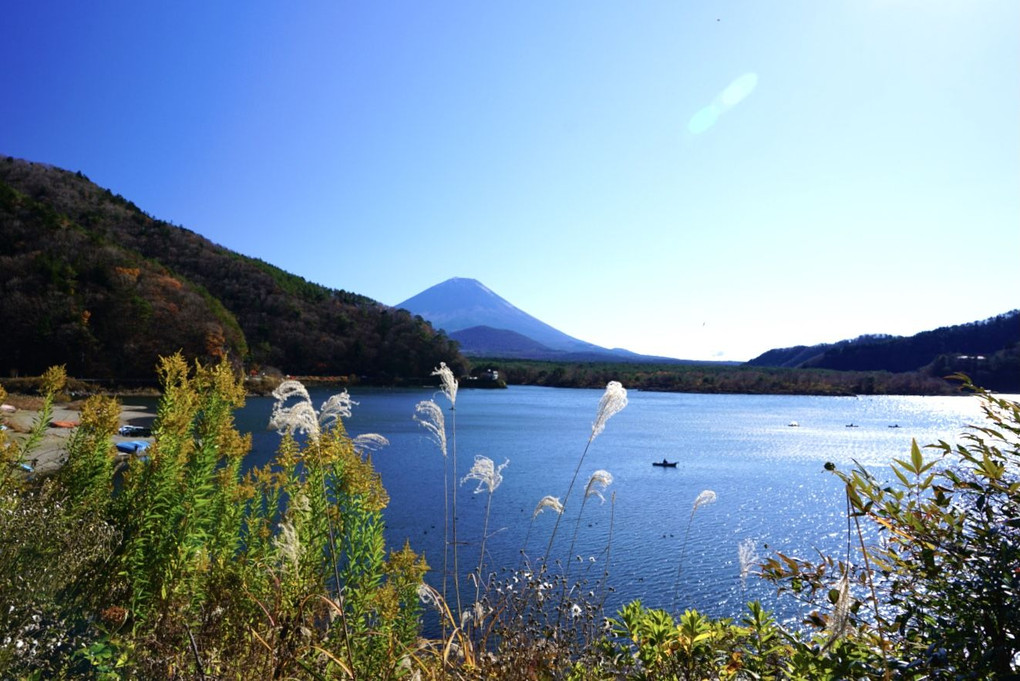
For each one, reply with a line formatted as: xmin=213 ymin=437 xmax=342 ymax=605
xmin=3 ymin=2 xmax=1017 ymax=361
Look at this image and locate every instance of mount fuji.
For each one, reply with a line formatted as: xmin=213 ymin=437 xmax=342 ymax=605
xmin=395 ymin=278 xmax=678 ymax=362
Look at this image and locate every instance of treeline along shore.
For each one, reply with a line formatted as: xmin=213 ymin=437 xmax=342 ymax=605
xmin=467 ymin=358 xmax=1010 ymax=395
xmin=1 ymin=359 xmax=1011 ymax=399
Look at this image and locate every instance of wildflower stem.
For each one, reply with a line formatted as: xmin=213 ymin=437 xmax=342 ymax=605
xmin=543 ymin=437 xmax=593 ymax=565
xmin=450 ymin=407 xmax=462 ymax=619
xmin=324 ymin=464 xmax=357 ymax=681
xmin=598 ymin=492 xmax=616 ymax=614
xmin=476 ymin=488 xmax=493 ymax=604
xmin=564 ymin=495 xmax=590 ymax=582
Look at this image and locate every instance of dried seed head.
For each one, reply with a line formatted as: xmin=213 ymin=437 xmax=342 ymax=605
xmin=533 ymin=495 xmax=564 ymax=519
xmin=417 ymin=582 xmax=442 ymax=610
xmin=413 ymin=400 xmax=447 ymax=457
xmin=432 ymin=362 xmax=458 ymax=408
xmin=584 ymin=469 xmax=614 ymax=504
xmin=738 ymin=538 xmax=758 ymax=586
xmin=352 ymin=433 xmax=390 ymax=455
xmin=462 ymin=455 xmax=509 ymax=494
xmin=692 ymin=489 xmax=717 ymax=512
xmin=318 ymin=390 xmax=357 ymax=431
xmin=591 ymin=381 xmax=627 ymax=440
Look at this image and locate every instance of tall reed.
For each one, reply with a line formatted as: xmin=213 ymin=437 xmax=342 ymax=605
xmin=543 ymin=381 xmax=627 ymax=565
xmin=432 ymin=362 xmax=461 ymax=616
xmin=413 ymin=398 xmax=451 ymax=612
xmin=672 ymin=489 xmax=717 ymax=609
xmin=565 ymin=469 xmax=613 ymax=578
xmin=461 ymin=455 xmax=508 ymax=603
xmin=519 ymin=495 xmax=563 ymax=571
xmin=738 ymin=537 xmax=758 ymax=592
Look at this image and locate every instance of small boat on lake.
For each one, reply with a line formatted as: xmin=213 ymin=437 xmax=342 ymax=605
xmin=652 ymin=459 xmax=678 ymax=468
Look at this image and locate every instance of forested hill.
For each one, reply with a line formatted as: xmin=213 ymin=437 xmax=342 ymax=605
xmin=0 ymin=156 xmax=465 ymax=381
xmin=748 ymin=311 xmax=1020 ymax=391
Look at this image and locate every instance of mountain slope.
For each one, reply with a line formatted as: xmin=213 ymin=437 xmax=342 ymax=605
xmin=0 ymin=156 xmax=465 ymax=380
xmin=0 ymin=178 xmax=248 ymax=379
xmin=449 ymin=326 xmax=558 ymax=358
xmin=748 ymin=312 xmax=1020 ymax=391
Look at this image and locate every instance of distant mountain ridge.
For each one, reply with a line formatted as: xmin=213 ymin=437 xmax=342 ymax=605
xmin=396 ymin=278 xmax=689 ymax=362
xmin=748 ymin=311 xmax=1020 ymax=391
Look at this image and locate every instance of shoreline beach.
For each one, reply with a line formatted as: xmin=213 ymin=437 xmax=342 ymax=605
xmin=2 ymin=400 xmax=157 ymax=475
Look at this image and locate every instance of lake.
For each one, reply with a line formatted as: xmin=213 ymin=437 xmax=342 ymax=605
xmin=227 ymin=384 xmax=988 ymax=625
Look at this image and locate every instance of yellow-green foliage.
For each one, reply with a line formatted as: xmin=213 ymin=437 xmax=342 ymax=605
xmin=0 ymin=358 xmax=427 ymax=679
xmin=60 ymin=394 xmax=120 ymax=509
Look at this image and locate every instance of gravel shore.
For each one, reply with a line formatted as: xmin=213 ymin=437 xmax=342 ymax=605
xmin=3 ymin=400 xmax=157 ymax=475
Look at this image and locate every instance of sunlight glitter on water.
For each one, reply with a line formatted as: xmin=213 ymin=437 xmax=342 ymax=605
xmin=238 ymin=385 xmax=992 ymax=625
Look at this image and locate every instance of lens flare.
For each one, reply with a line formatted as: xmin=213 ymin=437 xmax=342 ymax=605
xmin=687 ymin=72 xmax=758 ymax=135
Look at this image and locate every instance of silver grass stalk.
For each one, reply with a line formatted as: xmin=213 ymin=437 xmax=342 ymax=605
xmin=431 ymin=363 xmax=462 ymax=614
xmin=584 ymin=469 xmax=614 ymax=504
xmin=432 ymin=362 xmax=458 ymax=409
xmin=692 ymin=489 xmax=717 ymax=512
xmin=417 ymin=582 xmax=443 ymax=611
xmin=319 ymin=390 xmax=357 ymax=431
xmin=461 ymin=456 xmax=509 ymax=601
xmin=273 ymin=521 xmax=303 ymax=575
xmin=533 ymin=496 xmax=564 ymax=518
xmin=352 ymin=433 xmax=389 ymax=455
xmin=591 ymin=381 xmax=628 ymax=441
xmin=413 ymin=400 xmax=447 ymax=457
xmin=414 ymin=397 xmax=454 ymax=614
xmin=430 ymin=364 xmax=463 ymax=615
xmin=272 ymin=380 xmax=311 ymax=405
xmin=269 ymin=397 xmax=320 ymax=439
xmin=544 ymin=382 xmax=628 ymax=565
xmin=827 ymin=571 xmax=852 ymax=641
xmin=738 ymin=538 xmax=758 ymax=590
xmin=519 ymin=496 xmax=563 ymax=568
xmin=461 ymin=455 xmax=508 ymax=494
xmin=673 ymin=489 xmax=719 ymax=608
xmin=566 ymin=469 xmax=615 ymax=580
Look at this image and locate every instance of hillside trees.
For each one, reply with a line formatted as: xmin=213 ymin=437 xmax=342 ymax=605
xmin=0 ymin=181 xmax=246 ymax=378
xmin=0 ymin=156 xmax=465 ymax=381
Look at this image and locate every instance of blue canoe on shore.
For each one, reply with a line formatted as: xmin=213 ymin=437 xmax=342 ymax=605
xmin=116 ymin=440 xmax=151 ymax=455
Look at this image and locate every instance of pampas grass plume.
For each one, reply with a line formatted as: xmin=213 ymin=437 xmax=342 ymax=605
xmin=432 ymin=362 xmax=458 ymax=408
xmin=692 ymin=489 xmax=717 ymax=512
xmin=413 ymin=400 xmax=447 ymax=457
xmin=352 ymin=433 xmax=390 ymax=454
xmin=318 ymin=390 xmax=357 ymax=431
xmin=461 ymin=455 xmax=508 ymax=494
xmin=269 ymin=380 xmax=321 ymax=438
xmin=591 ymin=381 xmax=627 ymax=441
xmin=584 ymin=470 xmax=614 ymax=504
xmin=534 ymin=496 xmax=564 ymax=519
xmin=738 ymin=537 xmax=758 ymax=588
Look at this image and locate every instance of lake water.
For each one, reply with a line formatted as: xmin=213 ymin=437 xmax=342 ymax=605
xmin=226 ymin=385 xmax=989 ymax=625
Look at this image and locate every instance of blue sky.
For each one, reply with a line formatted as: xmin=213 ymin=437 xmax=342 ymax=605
xmin=2 ymin=2 xmax=1017 ymax=361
